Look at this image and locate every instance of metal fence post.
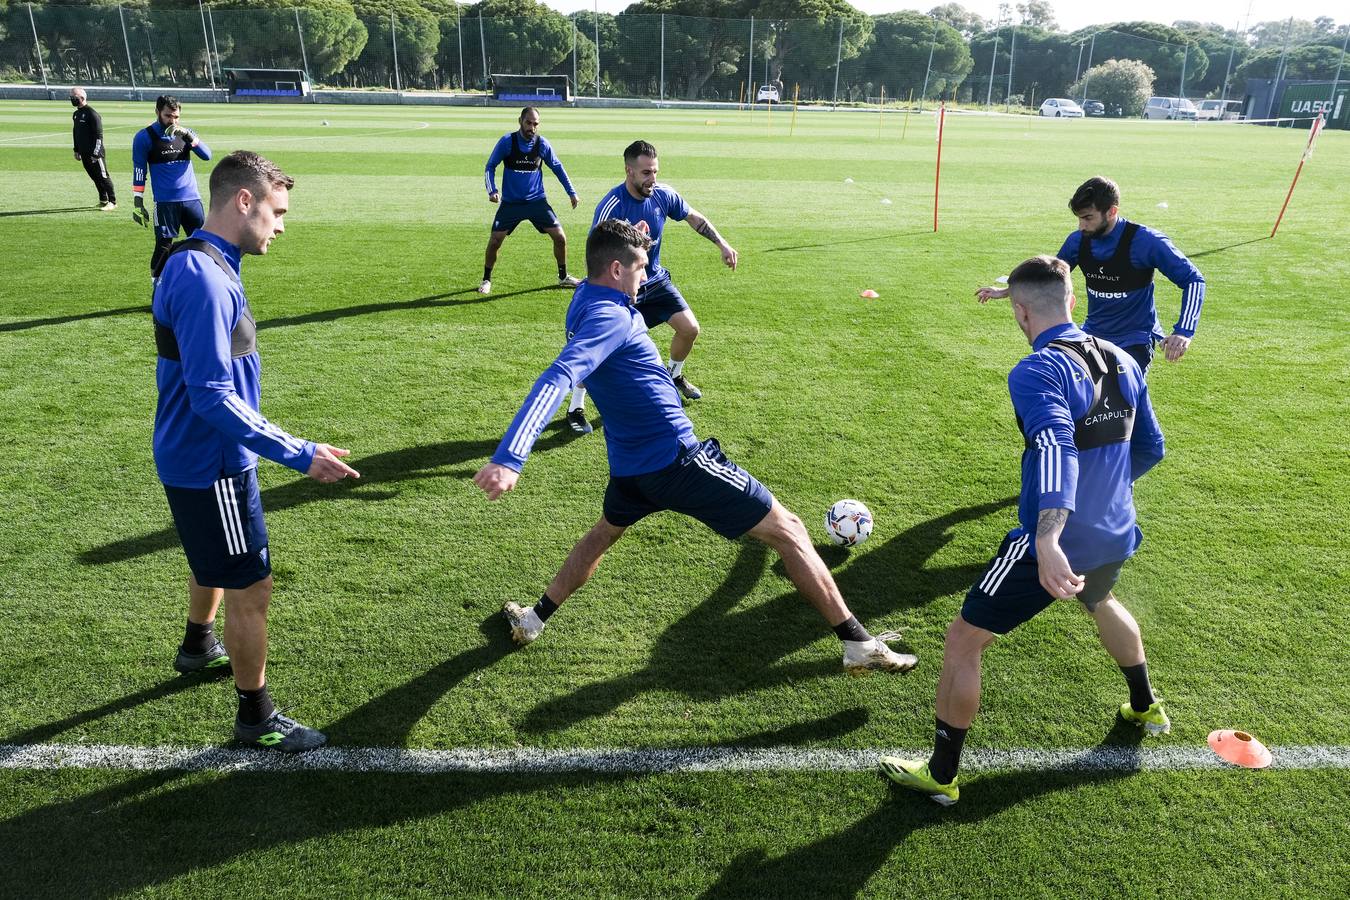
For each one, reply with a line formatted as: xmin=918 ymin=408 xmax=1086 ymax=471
xmin=478 ymin=12 xmax=487 ymax=93
xmin=1081 ymin=34 xmax=1095 ymax=102
xmin=1219 ymin=21 xmax=1238 ymax=104
xmin=27 ymin=3 xmax=49 ymax=92
xmin=119 ymin=5 xmax=138 ymax=92
xmin=207 ymin=3 xmax=221 ymax=76
xmin=295 ymin=9 xmax=311 ymax=84
xmin=746 ymin=16 xmax=753 ymax=102
xmin=1004 ymin=23 xmax=1015 ymax=110
xmin=987 ymin=31 xmax=1000 ymax=106
xmin=831 ymin=18 xmax=842 ymax=106
xmin=196 ymin=0 xmax=216 ymax=91
xmin=1179 ymin=44 xmax=1188 ymax=98
xmin=391 ymin=12 xmax=402 ymax=91
xmin=571 ymin=16 xmax=577 ymax=96
xmin=1329 ymin=28 xmax=1348 ymax=109
xmin=455 ymin=2 xmax=464 ymax=91
xmin=919 ymin=20 xmax=936 ymax=111
xmin=593 ymin=0 xmax=600 ymax=98
xmin=659 ymin=14 xmax=664 ymax=102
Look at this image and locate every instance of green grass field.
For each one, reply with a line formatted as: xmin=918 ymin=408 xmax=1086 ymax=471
xmin=1 ymin=100 xmax=1348 ymax=897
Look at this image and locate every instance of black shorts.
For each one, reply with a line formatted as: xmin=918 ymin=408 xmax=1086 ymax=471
xmin=155 ymin=199 xmax=205 ymax=242
xmin=603 ymin=438 xmax=774 ymax=539
xmin=163 ymin=468 xmax=271 ymax=589
xmin=960 ymin=533 xmax=1125 ymax=635
xmin=1122 ymin=342 xmax=1153 ymax=373
xmin=492 ymin=199 xmax=560 ymax=235
xmin=635 ymin=276 xmax=691 ymax=328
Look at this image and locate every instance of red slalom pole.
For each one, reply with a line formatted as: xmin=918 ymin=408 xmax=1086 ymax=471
xmin=1271 ymin=113 xmax=1324 ymax=238
xmin=933 ymin=101 xmax=946 ymax=232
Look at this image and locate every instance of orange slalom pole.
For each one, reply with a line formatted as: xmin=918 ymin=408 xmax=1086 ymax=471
xmin=737 ymin=82 xmax=745 ymax=112
xmin=933 ymin=102 xmax=946 ymax=232
xmin=1271 ymin=113 xmax=1324 ymax=237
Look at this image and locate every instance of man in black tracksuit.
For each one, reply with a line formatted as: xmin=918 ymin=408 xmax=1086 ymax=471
xmin=70 ymin=87 xmax=116 ymax=210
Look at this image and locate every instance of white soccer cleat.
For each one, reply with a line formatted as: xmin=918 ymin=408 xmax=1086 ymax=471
xmin=477 ymin=279 xmax=492 ymax=295
xmin=843 ymin=631 xmax=917 ymax=675
xmin=559 ymin=274 xmax=581 ymax=287
xmin=504 ymin=601 xmax=545 ymax=645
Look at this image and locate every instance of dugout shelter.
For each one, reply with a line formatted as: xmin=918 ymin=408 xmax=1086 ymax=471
xmin=226 ymin=68 xmax=312 ymax=102
xmin=492 ymin=74 xmax=571 ymax=104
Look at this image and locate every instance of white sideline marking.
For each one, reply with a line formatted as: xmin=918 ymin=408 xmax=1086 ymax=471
xmin=2 ymin=743 xmax=1348 ymax=774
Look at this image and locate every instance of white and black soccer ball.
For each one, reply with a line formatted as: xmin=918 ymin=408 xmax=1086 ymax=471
xmin=825 ymin=499 xmax=873 ymax=547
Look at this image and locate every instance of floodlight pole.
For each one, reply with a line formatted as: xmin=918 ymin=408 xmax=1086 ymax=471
xmin=659 ymin=14 xmax=665 ymax=102
xmin=26 ymin=3 xmax=48 ymax=93
xmin=594 ymin=0 xmax=601 ymax=98
xmin=1329 ymin=28 xmax=1348 ymax=110
xmin=196 ymin=0 xmax=216 ymax=92
xmin=207 ymin=4 xmax=221 ymax=76
xmin=1219 ymin=21 xmax=1237 ymax=105
xmin=119 ymin=5 xmax=138 ymax=92
xmin=391 ymin=13 xmax=402 ymax=92
xmin=747 ymin=16 xmax=754 ymax=105
xmin=831 ymin=18 xmax=842 ymax=107
xmin=478 ymin=12 xmax=487 ymax=95
xmin=1179 ymin=44 xmax=1188 ymax=99
xmin=571 ymin=16 xmax=577 ymax=96
xmin=1074 ymin=40 xmax=1083 ymax=83
xmin=919 ymin=20 xmax=937 ymax=112
xmin=1081 ymin=34 xmax=1095 ymax=103
xmin=295 ymin=9 xmax=311 ymax=86
xmin=1267 ymin=16 xmax=1292 ymax=120
xmin=986 ymin=32 xmax=1000 ymax=106
xmin=1004 ymin=22 xmax=1016 ymax=111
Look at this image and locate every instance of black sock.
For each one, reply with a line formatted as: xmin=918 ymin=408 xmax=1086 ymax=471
xmin=235 ymin=685 xmax=276 ymax=727
xmin=928 ymin=717 xmax=968 ymax=785
xmin=533 ymin=594 xmax=559 ymax=623
xmin=832 ymin=616 xmax=870 ymax=643
xmin=182 ymin=619 xmax=215 ymax=654
xmin=483 ymin=266 xmax=493 ymax=281
xmin=1120 ymin=662 xmax=1156 ymax=712
xmin=558 ymin=265 xmax=568 ymax=279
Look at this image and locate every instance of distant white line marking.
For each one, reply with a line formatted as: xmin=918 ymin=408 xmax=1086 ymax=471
xmin=2 ymin=743 xmax=1346 ymax=774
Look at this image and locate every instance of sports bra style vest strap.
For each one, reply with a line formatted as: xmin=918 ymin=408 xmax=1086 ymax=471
xmin=1078 ymin=221 xmax=1154 ymax=294
xmin=1018 ymin=337 xmax=1136 ymax=452
xmin=143 ymin=125 xmax=192 ymax=166
xmin=506 ymin=133 xmax=544 ymax=172
xmin=153 ymin=239 xmax=256 ymax=361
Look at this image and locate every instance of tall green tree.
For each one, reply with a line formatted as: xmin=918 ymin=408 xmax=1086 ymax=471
xmin=748 ymin=0 xmax=871 ymax=95
xmin=853 ymin=11 xmax=969 ymax=100
xmin=1069 ymin=57 xmax=1154 ymax=115
xmin=622 ymin=1 xmax=747 ymax=100
xmin=1070 ymin=22 xmax=1208 ymax=97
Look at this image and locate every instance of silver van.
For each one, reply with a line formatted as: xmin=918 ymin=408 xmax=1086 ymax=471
xmin=1143 ymin=97 xmax=1198 ymax=120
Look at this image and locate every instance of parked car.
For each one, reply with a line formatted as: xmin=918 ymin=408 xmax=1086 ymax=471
xmin=1082 ymin=99 xmax=1106 ymax=117
xmin=755 ymin=84 xmax=780 ymax=103
xmin=1196 ymin=99 xmax=1243 ymax=121
xmin=1039 ymin=98 xmax=1084 ymax=118
xmin=1143 ymin=96 xmax=1198 ymax=120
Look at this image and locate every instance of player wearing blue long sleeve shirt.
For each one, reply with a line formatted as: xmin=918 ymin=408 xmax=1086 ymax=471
xmin=131 ymin=96 xmax=212 ymax=275
xmin=562 ymin=140 xmax=738 ymax=432
xmin=883 ymin=255 xmax=1170 ymax=807
xmin=978 ymin=176 xmax=1205 ymax=374
xmin=474 ymin=220 xmax=916 ymax=676
xmin=153 ymin=150 xmax=358 ymax=754
xmin=478 ymin=107 xmax=581 ymax=296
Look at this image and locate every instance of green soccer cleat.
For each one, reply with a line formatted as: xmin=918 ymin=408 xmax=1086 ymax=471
xmin=879 ymin=757 xmax=959 ymax=807
xmin=173 ymin=639 xmax=231 ymax=677
xmin=234 ymin=711 xmax=327 ymax=753
xmin=1120 ymin=699 xmax=1171 ymax=735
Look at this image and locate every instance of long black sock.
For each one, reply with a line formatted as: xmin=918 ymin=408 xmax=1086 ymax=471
xmin=928 ymin=717 xmax=968 ymax=785
xmin=483 ymin=265 xmax=493 ymax=281
xmin=533 ymin=594 xmax=559 ymax=623
xmin=182 ymin=619 xmax=215 ymax=654
xmin=1120 ymin=662 xmax=1156 ymax=712
xmin=558 ymin=264 xmax=568 ymax=280
xmin=236 ymin=685 xmax=276 ymax=727
xmin=832 ymin=616 xmax=870 ymax=643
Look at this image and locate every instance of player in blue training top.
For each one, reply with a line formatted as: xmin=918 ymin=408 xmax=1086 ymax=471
xmin=883 ymin=255 xmax=1169 ymax=807
xmin=562 ymin=140 xmax=737 ymax=431
xmin=479 ymin=107 xmax=581 ymax=295
xmin=474 ymin=219 xmax=915 ymax=676
xmin=131 ymin=95 xmax=212 ymax=276
xmin=978 ymin=176 xmax=1205 ymax=373
xmin=153 ymin=150 xmax=359 ymax=753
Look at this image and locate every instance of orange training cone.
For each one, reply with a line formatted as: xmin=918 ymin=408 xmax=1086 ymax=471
xmin=1208 ymin=730 xmax=1273 ymax=769
xmin=860 ymin=289 xmax=879 ymax=299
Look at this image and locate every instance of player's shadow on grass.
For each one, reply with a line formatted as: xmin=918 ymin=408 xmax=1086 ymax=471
xmin=0 ymin=206 xmax=92 ymax=218
xmin=78 ymin=421 xmax=583 ymax=566
xmin=0 ymin=680 xmax=867 ymax=898
xmin=699 ymin=721 xmax=1144 ymax=899
xmin=0 ymin=675 xmax=219 ymax=750
xmin=0 ymin=304 xmax=149 ymax=333
xmin=256 ymin=284 xmax=564 ymax=330
xmin=518 ymin=496 xmax=1015 ymax=736
xmin=763 ymin=229 xmax=932 ymax=253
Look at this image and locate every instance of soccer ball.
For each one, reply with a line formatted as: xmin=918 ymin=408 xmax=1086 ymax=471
xmin=825 ymin=499 xmax=873 ymax=547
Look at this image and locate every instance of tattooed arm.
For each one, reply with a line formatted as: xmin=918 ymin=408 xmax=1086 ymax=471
xmin=685 ymin=208 xmax=737 ymax=270
xmin=1035 ymin=508 xmax=1084 ymax=598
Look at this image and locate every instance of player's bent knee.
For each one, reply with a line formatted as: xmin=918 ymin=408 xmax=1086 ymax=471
xmin=947 ymin=616 xmax=996 ymax=656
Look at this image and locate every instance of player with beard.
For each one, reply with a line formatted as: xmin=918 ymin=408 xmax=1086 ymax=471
xmin=977 ymin=176 xmax=1205 ymax=373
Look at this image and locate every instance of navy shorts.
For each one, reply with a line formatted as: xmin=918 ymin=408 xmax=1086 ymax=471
xmin=960 ymin=533 xmax=1125 ymax=635
xmin=1122 ymin=342 xmax=1153 ymax=374
xmin=163 ymin=468 xmax=271 ymax=589
xmin=635 ymin=277 xmax=690 ymax=328
xmin=155 ymin=199 xmax=205 ymax=242
xmin=603 ymin=438 xmax=774 ymax=539
xmin=492 ymin=199 xmax=560 ymax=235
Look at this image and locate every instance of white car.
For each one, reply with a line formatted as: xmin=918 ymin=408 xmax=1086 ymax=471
xmin=755 ymin=84 xmax=780 ymax=103
xmin=1039 ymin=98 xmax=1084 ymax=118
xmin=1143 ymin=96 xmax=1198 ymax=120
xmin=1196 ymin=99 xmax=1243 ymax=121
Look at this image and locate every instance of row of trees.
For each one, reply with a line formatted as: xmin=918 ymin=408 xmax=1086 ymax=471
xmin=2 ymin=0 xmax=1346 ymax=104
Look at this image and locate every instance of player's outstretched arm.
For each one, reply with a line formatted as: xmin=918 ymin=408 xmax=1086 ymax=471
xmin=975 ymin=286 xmax=1010 ymax=303
xmin=685 ymin=208 xmax=736 ymax=270
xmin=306 ymin=444 xmax=360 ymax=483
xmin=474 ymin=462 xmax=519 ymax=500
